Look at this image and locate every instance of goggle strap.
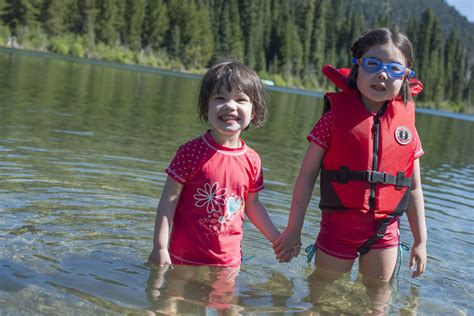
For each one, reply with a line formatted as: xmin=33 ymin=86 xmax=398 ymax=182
xmin=352 ymin=57 xmax=361 ymax=66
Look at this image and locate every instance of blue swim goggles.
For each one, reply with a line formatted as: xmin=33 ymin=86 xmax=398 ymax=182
xmin=352 ymin=57 xmax=415 ymax=78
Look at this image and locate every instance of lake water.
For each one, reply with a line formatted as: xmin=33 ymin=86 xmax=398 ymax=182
xmin=0 ymin=48 xmax=473 ymax=315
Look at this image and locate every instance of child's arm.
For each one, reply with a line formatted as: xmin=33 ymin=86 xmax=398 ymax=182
xmin=148 ymin=176 xmax=183 ymax=266
xmin=406 ymin=158 xmax=427 ymax=278
xmin=273 ymin=143 xmax=325 ymax=262
xmin=245 ymin=192 xmax=281 ymax=243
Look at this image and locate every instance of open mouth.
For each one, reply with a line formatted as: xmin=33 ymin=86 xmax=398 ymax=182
xmin=371 ymin=84 xmax=386 ymax=91
xmin=220 ymin=115 xmax=239 ymax=122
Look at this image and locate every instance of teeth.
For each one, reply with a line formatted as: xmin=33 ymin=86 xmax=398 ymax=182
xmin=221 ymin=115 xmax=238 ymax=120
xmin=372 ymin=85 xmax=385 ymax=90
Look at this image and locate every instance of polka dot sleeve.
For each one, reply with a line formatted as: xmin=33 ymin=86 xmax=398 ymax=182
xmin=413 ymin=127 xmax=424 ymax=159
xmin=307 ymin=111 xmax=332 ymax=149
xmin=248 ymin=151 xmax=264 ymax=193
xmin=165 ymin=144 xmax=197 ymax=184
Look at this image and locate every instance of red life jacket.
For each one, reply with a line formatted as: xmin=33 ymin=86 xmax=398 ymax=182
xmin=319 ymin=65 xmax=423 ymax=219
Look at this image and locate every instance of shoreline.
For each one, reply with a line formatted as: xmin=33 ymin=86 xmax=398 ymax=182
xmin=1 ymin=46 xmax=472 ymax=121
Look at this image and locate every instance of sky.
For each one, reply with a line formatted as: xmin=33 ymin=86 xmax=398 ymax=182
xmin=445 ymin=0 xmax=474 ymax=22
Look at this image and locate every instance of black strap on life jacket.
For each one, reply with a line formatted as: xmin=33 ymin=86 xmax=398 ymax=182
xmin=321 ymin=167 xmax=412 ymax=190
xmin=357 ymin=214 xmax=400 ymax=255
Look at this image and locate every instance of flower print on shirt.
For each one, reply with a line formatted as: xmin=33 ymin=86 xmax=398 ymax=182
xmin=197 ymin=183 xmax=244 ymax=235
xmin=206 ymin=209 xmax=233 ymax=233
xmin=194 ymin=182 xmax=227 ymax=213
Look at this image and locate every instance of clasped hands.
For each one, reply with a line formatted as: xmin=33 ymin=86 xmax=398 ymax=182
xmin=272 ymin=229 xmax=302 ymax=263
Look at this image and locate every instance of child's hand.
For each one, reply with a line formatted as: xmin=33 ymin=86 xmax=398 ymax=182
xmin=146 ymin=263 xmax=171 ymax=302
xmin=148 ymin=248 xmax=172 ymax=267
xmin=409 ymin=241 xmax=427 ymax=278
xmin=272 ymin=228 xmax=301 ymax=263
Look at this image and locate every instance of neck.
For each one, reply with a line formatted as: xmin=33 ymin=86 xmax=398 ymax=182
xmin=209 ymin=129 xmax=242 ymax=148
xmin=361 ymin=95 xmax=386 ymax=113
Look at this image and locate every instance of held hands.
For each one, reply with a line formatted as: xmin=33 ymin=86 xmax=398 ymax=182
xmin=148 ymin=248 xmax=172 ymax=267
xmin=272 ymin=228 xmax=302 ymax=263
xmin=409 ymin=241 xmax=427 ymax=278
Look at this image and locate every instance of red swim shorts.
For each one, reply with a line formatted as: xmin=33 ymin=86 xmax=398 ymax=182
xmin=315 ymin=210 xmax=400 ymax=260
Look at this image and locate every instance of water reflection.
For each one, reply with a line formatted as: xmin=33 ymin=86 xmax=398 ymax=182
xmin=146 ymin=265 xmax=242 ymax=315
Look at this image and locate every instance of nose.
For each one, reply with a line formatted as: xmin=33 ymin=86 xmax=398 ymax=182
xmin=222 ymin=99 xmax=238 ymax=109
xmin=377 ymin=70 xmax=388 ymax=80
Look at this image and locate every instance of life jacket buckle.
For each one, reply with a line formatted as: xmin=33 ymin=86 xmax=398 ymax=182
xmin=337 ymin=166 xmax=349 ymax=183
xmin=376 ymin=217 xmax=392 ymax=237
xmin=395 ymin=171 xmax=406 ymax=190
xmin=366 ymin=171 xmax=388 ymax=184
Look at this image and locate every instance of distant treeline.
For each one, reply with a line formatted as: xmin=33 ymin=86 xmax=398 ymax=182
xmin=0 ymin=0 xmax=472 ymax=112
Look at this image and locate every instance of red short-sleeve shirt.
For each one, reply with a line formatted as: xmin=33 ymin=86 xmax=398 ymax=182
xmin=165 ymin=131 xmax=264 ymax=267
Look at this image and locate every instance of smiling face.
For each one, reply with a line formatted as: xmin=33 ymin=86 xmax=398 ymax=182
xmin=207 ymin=88 xmax=253 ymax=146
xmin=356 ymin=43 xmax=408 ymax=112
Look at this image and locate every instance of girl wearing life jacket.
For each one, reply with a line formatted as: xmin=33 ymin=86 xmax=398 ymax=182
xmin=273 ymin=28 xmax=427 ymax=313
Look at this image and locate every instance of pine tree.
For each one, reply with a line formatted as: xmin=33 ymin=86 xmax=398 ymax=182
xmin=168 ymin=24 xmax=181 ymax=60
xmin=416 ymin=9 xmax=434 ymax=101
xmin=325 ymin=0 xmax=343 ymax=68
xmin=334 ymin=0 xmax=347 ymax=67
xmin=260 ymin=0 xmax=272 ymax=57
xmin=466 ymin=64 xmax=474 ymax=111
xmin=115 ymin=0 xmax=126 ymax=45
xmin=444 ymin=31 xmax=457 ymax=101
xmin=406 ymin=17 xmax=417 ymax=52
xmin=340 ymin=0 xmax=354 ymax=61
xmin=229 ymin=0 xmax=244 ymax=61
xmin=295 ymin=0 xmax=315 ymax=79
xmin=453 ymin=41 xmax=466 ymax=104
xmin=348 ymin=13 xmax=364 ymax=48
xmin=213 ymin=0 xmax=231 ymax=60
xmin=310 ymin=0 xmax=328 ymax=87
xmin=265 ymin=0 xmax=279 ymax=74
xmin=206 ymin=0 xmax=219 ymax=34
xmin=74 ymin=0 xmax=97 ymax=47
xmin=142 ymin=0 xmax=169 ymax=49
xmin=212 ymin=0 xmax=244 ymax=62
xmin=185 ymin=1 xmax=214 ymax=68
xmin=166 ymin=0 xmax=184 ymax=60
xmin=239 ymin=0 xmax=258 ymax=68
xmin=428 ymin=17 xmax=444 ymax=102
xmin=42 ymin=0 xmax=68 ymax=36
xmin=373 ymin=14 xmax=389 ymax=29
xmin=167 ymin=0 xmax=213 ymax=68
xmin=253 ymin=0 xmax=269 ymax=72
xmin=2 ymin=0 xmax=41 ymax=31
xmin=95 ymin=0 xmax=118 ymax=45
xmin=276 ymin=0 xmax=302 ymax=79
xmin=124 ymin=0 xmax=145 ymax=50
xmin=190 ymin=3 xmax=214 ymax=68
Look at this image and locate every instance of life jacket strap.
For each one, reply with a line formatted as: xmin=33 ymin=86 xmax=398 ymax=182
xmin=322 ymin=167 xmax=412 ymax=189
xmin=357 ymin=215 xmax=398 ymax=255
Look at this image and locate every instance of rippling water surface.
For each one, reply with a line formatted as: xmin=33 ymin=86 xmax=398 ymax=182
xmin=0 ymin=49 xmax=473 ymax=315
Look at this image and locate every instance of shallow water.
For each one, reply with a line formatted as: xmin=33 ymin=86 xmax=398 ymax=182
xmin=0 ymin=49 xmax=473 ymax=315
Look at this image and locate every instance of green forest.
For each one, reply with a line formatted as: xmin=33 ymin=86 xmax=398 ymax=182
xmin=0 ymin=0 xmax=472 ymax=113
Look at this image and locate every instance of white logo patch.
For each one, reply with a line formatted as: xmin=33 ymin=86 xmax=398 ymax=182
xmin=395 ymin=126 xmax=412 ymax=145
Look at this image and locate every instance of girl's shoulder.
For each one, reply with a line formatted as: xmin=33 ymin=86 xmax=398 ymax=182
xmin=173 ymin=135 xmax=214 ymax=163
xmin=244 ymin=144 xmax=261 ymax=159
xmin=241 ymin=143 xmax=262 ymax=172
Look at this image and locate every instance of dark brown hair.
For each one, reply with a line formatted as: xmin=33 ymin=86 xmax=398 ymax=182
xmin=347 ymin=28 xmax=414 ymax=105
xmin=198 ymin=61 xmax=269 ymax=128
